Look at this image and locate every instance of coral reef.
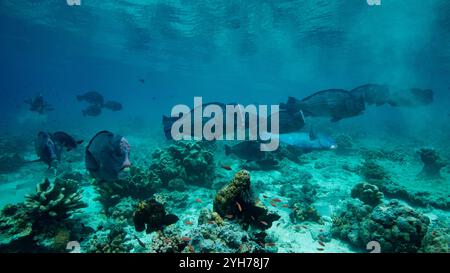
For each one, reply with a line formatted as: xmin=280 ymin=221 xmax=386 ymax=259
xmin=133 ymin=199 xmax=179 ymax=233
xmin=108 ymin=197 xmax=138 ymax=224
xmin=290 ymin=203 xmax=323 ymax=224
xmin=419 ymin=220 xmax=449 ymax=253
xmin=359 ymin=160 xmax=390 ymax=181
xmin=25 ymin=178 xmax=87 ymax=225
xmin=150 ymin=229 xmax=189 ymax=253
xmin=87 ymin=225 xmax=132 ymax=253
xmin=94 ymin=165 xmax=160 ymax=210
xmin=0 ymin=204 xmax=33 ymax=251
xmin=351 ymin=182 xmax=384 ymax=206
xmin=332 ymin=200 xmax=430 ymax=252
xmin=213 ymin=170 xmax=280 ymax=230
xmin=417 ymin=148 xmax=446 ymax=179
xmin=149 ymin=141 xmax=215 ymax=187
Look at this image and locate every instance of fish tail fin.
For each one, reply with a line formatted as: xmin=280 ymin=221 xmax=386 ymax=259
xmin=224 ymin=145 xmax=233 ymax=156
xmin=162 ymin=115 xmax=175 ymax=140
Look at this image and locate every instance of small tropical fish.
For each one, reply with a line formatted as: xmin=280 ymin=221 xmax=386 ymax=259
xmin=266 ymin=242 xmax=276 ymax=247
xmin=207 ymin=220 xmax=215 ymax=225
xmin=270 ymin=202 xmax=277 ymax=207
xmin=185 ymin=221 xmax=193 ymax=225
xmin=195 ymin=198 xmax=202 ymax=203
xmin=225 ymin=214 xmax=234 ymax=219
xmin=318 ymin=241 xmax=325 ymax=247
xmin=263 ymin=195 xmax=268 ymax=199
xmin=317 ymin=248 xmax=324 ymax=251
xmin=260 ymin=220 xmax=268 ymax=226
xmin=181 ymin=236 xmax=191 ymax=242
xmin=221 ymin=164 xmax=232 ymax=171
xmin=236 ymin=201 xmax=243 ymax=212
xmin=281 ymin=204 xmax=289 ymax=208
xmin=272 ymin=198 xmax=282 ymax=203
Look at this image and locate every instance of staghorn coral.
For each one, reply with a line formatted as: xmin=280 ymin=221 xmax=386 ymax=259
xmin=149 ymin=141 xmax=215 ymax=187
xmin=351 ymin=182 xmax=384 ymax=206
xmin=133 ymin=199 xmax=178 ymax=233
xmin=417 ymin=148 xmax=446 ymax=179
xmin=332 ymin=200 xmax=430 ymax=253
xmin=213 ymin=170 xmax=280 ymax=230
xmin=25 ymin=178 xmax=87 ymax=225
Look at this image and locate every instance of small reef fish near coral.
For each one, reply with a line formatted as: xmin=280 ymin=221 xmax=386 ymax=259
xmin=0 ymin=1 xmax=449 ymax=267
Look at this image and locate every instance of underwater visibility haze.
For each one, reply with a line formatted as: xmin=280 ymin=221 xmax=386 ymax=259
xmin=0 ymin=0 xmax=449 ymax=253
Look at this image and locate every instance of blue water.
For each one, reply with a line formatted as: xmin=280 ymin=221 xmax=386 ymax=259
xmin=0 ymin=0 xmax=449 ymax=253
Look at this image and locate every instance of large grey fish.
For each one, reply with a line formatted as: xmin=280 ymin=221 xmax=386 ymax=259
xmin=85 ymin=130 xmax=131 ymax=182
xmin=52 ymin=131 xmax=83 ymax=151
xmin=82 ymin=104 xmax=102 ymax=117
xmin=77 ymin=91 xmax=104 ymax=106
xmin=350 ymin=84 xmax=391 ymax=106
xmin=224 ymin=141 xmax=266 ymax=161
xmin=104 ymin=101 xmax=123 ymax=111
xmin=34 ymin=131 xmax=60 ymax=168
xmin=283 ymin=89 xmax=365 ymax=122
xmin=387 ymin=87 xmax=433 ymax=107
xmin=264 ymin=129 xmax=337 ymax=153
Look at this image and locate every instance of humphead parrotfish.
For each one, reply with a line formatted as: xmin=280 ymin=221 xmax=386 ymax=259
xmin=34 ymin=131 xmax=60 ymax=168
xmin=85 ymin=130 xmax=131 ymax=182
xmin=283 ymin=89 xmax=365 ymax=122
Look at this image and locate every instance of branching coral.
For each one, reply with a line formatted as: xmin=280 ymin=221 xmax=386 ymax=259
xmin=25 ymin=178 xmax=87 ymax=224
xmin=417 ymin=148 xmax=446 ymax=179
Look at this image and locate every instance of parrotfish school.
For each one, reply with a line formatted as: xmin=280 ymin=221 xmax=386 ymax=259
xmin=1 ymin=0 xmax=450 ymax=256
